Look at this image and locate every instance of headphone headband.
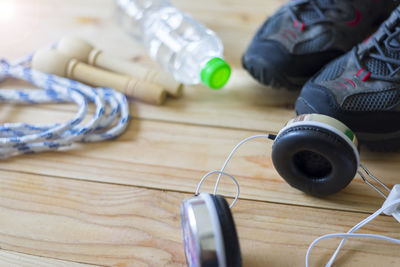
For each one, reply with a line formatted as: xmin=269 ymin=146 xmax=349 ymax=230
xmin=286 ymin=114 xmax=357 ymax=144
xmin=277 ymin=114 xmax=360 ymax=167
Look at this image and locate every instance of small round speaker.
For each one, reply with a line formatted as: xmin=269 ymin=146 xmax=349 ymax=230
xmin=272 ymin=114 xmax=359 ymax=196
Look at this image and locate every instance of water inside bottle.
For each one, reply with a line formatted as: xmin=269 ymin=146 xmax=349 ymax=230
xmin=143 ymin=7 xmax=222 ymax=83
xmin=116 ymin=0 xmax=226 ymax=86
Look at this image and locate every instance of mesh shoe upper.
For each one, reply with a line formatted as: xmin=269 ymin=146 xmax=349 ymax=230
xmin=296 ymin=6 xmax=400 ymax=146
xmin=261 ymin=0 xmax=394 ymax=55
xmin=243 ymin=0 xmax=397 ymax=89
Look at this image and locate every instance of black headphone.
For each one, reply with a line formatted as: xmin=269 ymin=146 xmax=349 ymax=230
xmin=181 ymin=114 xmax=360 ymax=267
xmin=181 ymin=193 xmax=241 ymax=267
xmin=272 ymin=113 xmax=359 ymax=197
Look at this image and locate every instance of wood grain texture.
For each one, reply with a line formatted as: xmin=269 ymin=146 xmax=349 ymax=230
xmin=1 ymin=0 xmax=400 ymax=266
xmin=0 ymin=104 xmax=399 ymax=214
xmin=1 ymin=0 xmax=298 ymax=133
xmin=0 ymin=171 xmax=399 ymax=267
xmin=0 ymin=250 xmax=98 ymax=267
xmin=1 ymin=0 xmax=284 ymax=66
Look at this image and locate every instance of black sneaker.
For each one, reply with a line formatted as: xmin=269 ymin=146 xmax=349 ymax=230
xmin=296 ymin=6 xmax=400 ymax=150
xmin=242 ymin=0 xmax=396 ymax=90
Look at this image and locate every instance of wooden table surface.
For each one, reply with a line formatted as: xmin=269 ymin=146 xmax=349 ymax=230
xmin=1 ymin=0 xmax=399 ymax=266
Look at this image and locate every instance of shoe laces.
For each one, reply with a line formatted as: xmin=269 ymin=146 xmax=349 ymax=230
xmin=288 ymin=0 xmax=351 ymax=28
xmin=357 ymin=8 xmax=400 ymax=81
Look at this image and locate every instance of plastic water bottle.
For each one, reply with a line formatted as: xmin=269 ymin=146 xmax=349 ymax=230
xmin=116 ymin=0 xmax=231 ymax=89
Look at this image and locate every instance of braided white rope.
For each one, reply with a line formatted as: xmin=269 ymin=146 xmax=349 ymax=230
xmin=0 ymin=54 xmax=130 ymax=158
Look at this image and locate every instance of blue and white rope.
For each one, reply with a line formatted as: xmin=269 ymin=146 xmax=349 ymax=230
xmin=0 ymin=54 xmax=130 ymax=159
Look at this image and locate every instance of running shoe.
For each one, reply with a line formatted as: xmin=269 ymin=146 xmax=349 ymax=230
xmin=296 ymin=6 xmax=400 ymax=150
xmin=242 ymin=0 xmax=396 ymax=90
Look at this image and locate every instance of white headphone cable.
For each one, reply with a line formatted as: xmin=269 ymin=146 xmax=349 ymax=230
xmin=306 ymin=192 xmax=400 ymax=267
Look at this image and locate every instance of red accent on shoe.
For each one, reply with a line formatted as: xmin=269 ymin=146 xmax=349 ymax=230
xmin=285 ymin=29 xmax=297 ymax=38
xmin=362 ymin=72 xmax=371 ymax=81
xmin=293 ymin=20 xmax=299 ymax=27
xmin=345 ymin=8 xmax=361 ymax=26
xmin=338 ymin=81 xmax=348 ymax=89
xmin=356 ymin=68 xmax=364 ymax=77
xmin=333 ymin=84 xmax=343 ymax=91
xmin=281 ymin=33 xmax=290 ymax=41
xmin=300 ymin=22 xmax=305 ymax=31
xmin=343 ymin=78 xmax=356 ymax=88
xmin=363 ymin=35 xmax=372 ymax=43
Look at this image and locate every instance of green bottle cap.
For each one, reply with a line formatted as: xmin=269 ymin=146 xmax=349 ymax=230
xmin=200 ymin=57 xmax=231 ymax=90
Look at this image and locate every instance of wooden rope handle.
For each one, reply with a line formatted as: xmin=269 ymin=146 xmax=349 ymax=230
xmin=32 ymin=49 xmax=167 ymax=105
xmin=57 ymin=36 xmax=183 ymax=97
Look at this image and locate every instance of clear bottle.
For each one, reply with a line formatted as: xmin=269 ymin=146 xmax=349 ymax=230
xmin=116 ymin=0 xmax=231 ymax=89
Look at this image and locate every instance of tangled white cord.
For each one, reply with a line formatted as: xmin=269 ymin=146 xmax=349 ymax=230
xmin=0 ymin=53 xmax=130 ymax=159
xmin=195 ymin=134 xmax=272 ymax=208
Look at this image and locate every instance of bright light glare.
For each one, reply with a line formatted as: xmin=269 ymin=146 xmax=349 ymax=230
xmin=0 ymin=1 xmax=16 ymax=21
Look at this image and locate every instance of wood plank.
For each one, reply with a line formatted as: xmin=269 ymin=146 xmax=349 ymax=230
xmin=0 ymin=104 xmax=398 ymax=214
xmin=0 ymin=73 xmax=297 ymax=133
xmin=2 ymin=1 xmax=399 ymax=267
xmin=132 ymin=70 xmax=298 ymax=133
xmin=0 ymin=250 xmax=98 ymax=267
xmin=2 ymin=0 xmax=285 ymax=66
xmin=1 ymin=0 xmax=298 ymax=133
xmin=0 ymin=170 xmax=398 ymax=267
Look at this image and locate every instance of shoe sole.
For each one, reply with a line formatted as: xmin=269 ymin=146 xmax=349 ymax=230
xmin=296 ymin=96 xmax=400 ymax=152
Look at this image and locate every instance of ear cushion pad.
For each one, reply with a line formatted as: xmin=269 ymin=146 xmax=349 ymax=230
xmin=272 ymin=125 xmax=358 ymax=196
xmin=211 ymin=195 xmax=242 ymax=267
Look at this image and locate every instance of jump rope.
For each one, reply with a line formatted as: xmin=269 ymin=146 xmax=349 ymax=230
xmin=0 ymin=51 xmax=130 ymax=158
xmin=183 ymin=114 xmax=400 ymax=267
